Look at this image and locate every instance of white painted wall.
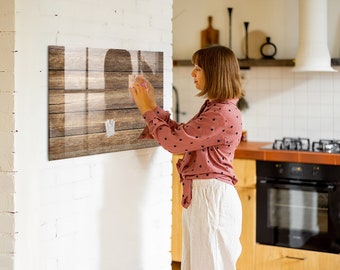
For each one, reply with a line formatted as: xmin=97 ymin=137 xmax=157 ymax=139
xmin=173 ymin=0 xmax=340 ymax=59
xmin=173 ymin=0 xmax=340 ymax=142
xmin=0 ymin=0 xmax=173 ymax=270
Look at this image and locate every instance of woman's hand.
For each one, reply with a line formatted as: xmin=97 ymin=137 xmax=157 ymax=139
xmin=129 ymin=76 xmax=157 ymax=115
xmin=135 ymin=75 xmax=157 ymax=109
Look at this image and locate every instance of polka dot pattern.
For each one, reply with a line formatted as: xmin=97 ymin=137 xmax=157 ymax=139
xmin=140 ymin=99 xmax=242 ymax=208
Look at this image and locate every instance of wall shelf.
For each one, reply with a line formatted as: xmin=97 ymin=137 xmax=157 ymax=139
xmin=173 ymin=58 xmax=340 ymax=69
xmin=238 ymin=59 xmax=294 ymax=69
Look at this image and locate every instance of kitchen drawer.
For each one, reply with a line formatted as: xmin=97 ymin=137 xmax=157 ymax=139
xmin=235 ymin=188 xmax=256 ymax=270
xmin=255 ymin=244 xmax=340 ymax=270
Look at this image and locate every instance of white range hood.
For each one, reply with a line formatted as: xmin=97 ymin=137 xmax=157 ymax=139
xmin=293 ymin=0 xmax=336 ymax=72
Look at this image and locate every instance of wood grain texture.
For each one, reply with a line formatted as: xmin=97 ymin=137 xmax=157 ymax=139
xmin=48 ymin=46 xmax=164 ymax=160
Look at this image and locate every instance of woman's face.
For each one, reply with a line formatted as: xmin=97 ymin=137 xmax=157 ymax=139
xmin=191 ymin=64 xmax=205 ymax=91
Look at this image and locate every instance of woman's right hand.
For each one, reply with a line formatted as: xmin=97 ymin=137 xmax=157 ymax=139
xmin=134 ymin=75 xmax=157 ymax=110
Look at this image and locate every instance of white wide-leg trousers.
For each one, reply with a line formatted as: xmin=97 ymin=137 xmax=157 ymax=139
xmin=181 ymin=179 xmax=242 ymax=270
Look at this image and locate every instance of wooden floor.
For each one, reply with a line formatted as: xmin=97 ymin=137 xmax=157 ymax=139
xmin=172 ymin=261 xmax=181 ymax=270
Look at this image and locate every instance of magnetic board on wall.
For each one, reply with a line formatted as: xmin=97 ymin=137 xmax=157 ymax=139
xmin=48 ymin=46 xmax=163 ymax=160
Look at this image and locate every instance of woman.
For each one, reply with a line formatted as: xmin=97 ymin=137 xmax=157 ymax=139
xmin=130 ymin=45 xmax=243 ymax=270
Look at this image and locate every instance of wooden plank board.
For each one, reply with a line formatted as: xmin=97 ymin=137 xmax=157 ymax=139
xmin=48 ymin=89 xmax=163 ymax=113
xmin=49 ymin=129 xmax=159 ymax=160
xmin=49 ymin=109 xmax=147 ymax=138
xmin=48 ymin=70 xmax=163 ymax=90
xmin=48 ymin=46 xmax=164 ymax=72
xmin=48 ymin=46 xmax=164 ymax=160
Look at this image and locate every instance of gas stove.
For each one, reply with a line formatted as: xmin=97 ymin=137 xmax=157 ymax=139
xmin=312 ymin=139 xmax=340 ymax=153
xmin=264 ymin=137 xmax=340 ymax=153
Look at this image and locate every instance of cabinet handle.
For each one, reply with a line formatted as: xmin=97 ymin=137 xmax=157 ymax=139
xmin=286 ymin=256 xmax=306 ymax=261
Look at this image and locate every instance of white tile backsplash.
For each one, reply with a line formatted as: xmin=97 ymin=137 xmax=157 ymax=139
xmin=173 ymin=66 xmax=340 ymax=143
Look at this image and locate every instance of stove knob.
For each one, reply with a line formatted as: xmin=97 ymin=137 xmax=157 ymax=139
xmin=312 ymin=166 xmax=320 ymax=176
xmin=275 ymin=163 xmax=283 ymax=174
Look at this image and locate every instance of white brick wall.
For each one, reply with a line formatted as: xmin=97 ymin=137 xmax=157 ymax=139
xmin=1 ymin=0 xmax=173 ymax=270
xmin=0 ymin=0 xmax=16 ymax=269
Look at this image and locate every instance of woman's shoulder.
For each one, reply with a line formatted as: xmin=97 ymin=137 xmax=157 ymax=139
xmin=207 ymin=98 xmax=239 ymax=111
xmin=201 ymin=99 xmax=241 ymax=122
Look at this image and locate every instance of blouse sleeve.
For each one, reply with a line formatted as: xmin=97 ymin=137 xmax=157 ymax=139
xmin=142 ymin=106 xmax=234 ymax=154
xmin=139 ymin=106 xmax=180 ymax=139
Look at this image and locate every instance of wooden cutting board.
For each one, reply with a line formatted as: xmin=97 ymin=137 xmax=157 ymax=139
xmin=201 ymin=16 xmax=219 ymax=48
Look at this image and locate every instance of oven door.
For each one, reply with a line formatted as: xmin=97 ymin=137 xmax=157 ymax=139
xmin=256 ymin=178 xmax=340 ymax=254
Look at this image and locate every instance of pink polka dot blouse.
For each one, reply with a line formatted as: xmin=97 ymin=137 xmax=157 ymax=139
xmin=140 ymin=98 xmax=242 ymax=208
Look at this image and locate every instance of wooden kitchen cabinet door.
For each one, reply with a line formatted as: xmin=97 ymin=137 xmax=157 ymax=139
xmin=235 ymin=187 xmax=256 ymax=270
xmin=171 ymin=154 xmax=183 ymax=262
xmin=233 ymin=159 xmax=256 ymax=188
xmin=234 ymin=159 xmax=257 ymax=270
xmin=255 ymin=244 xmax=340 ymax=270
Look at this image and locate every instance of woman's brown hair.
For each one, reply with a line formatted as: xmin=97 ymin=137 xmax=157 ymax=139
xmin=191 ymin=46 xmax=243 ymax=100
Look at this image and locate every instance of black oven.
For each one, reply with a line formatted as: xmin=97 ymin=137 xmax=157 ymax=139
xmin=256 ymin=160 xmax=340 ymax=254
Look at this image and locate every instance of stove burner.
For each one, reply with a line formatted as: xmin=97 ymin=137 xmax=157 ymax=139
xmin=272 ymin=137 xmax=310 ymax=151
xmin=312 ymin=139 xmax=340 ymax=153
xmin=270 ymin=137 xmax=340 ymax=153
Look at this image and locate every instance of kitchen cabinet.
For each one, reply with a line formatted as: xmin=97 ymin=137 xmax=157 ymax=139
xmin=233 ymin=159 xmax=256 ymax=270
xmin=255 ymin=244 xmax=340 ymax=270
xmin=171 ymin=155 xmax=257 ymax=270
xmin=171 ymin=154 xmax=183 ymax=262
xmin=171 ymin=149 xmax=340 ymax=268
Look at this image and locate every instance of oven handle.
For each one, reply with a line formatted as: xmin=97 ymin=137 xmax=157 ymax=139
xmin=257 ymin=179 xmax=335 ymax=191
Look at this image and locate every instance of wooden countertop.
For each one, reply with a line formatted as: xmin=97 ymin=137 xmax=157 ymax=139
xmin=235 ymin=141 xmax=340 ymax=165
